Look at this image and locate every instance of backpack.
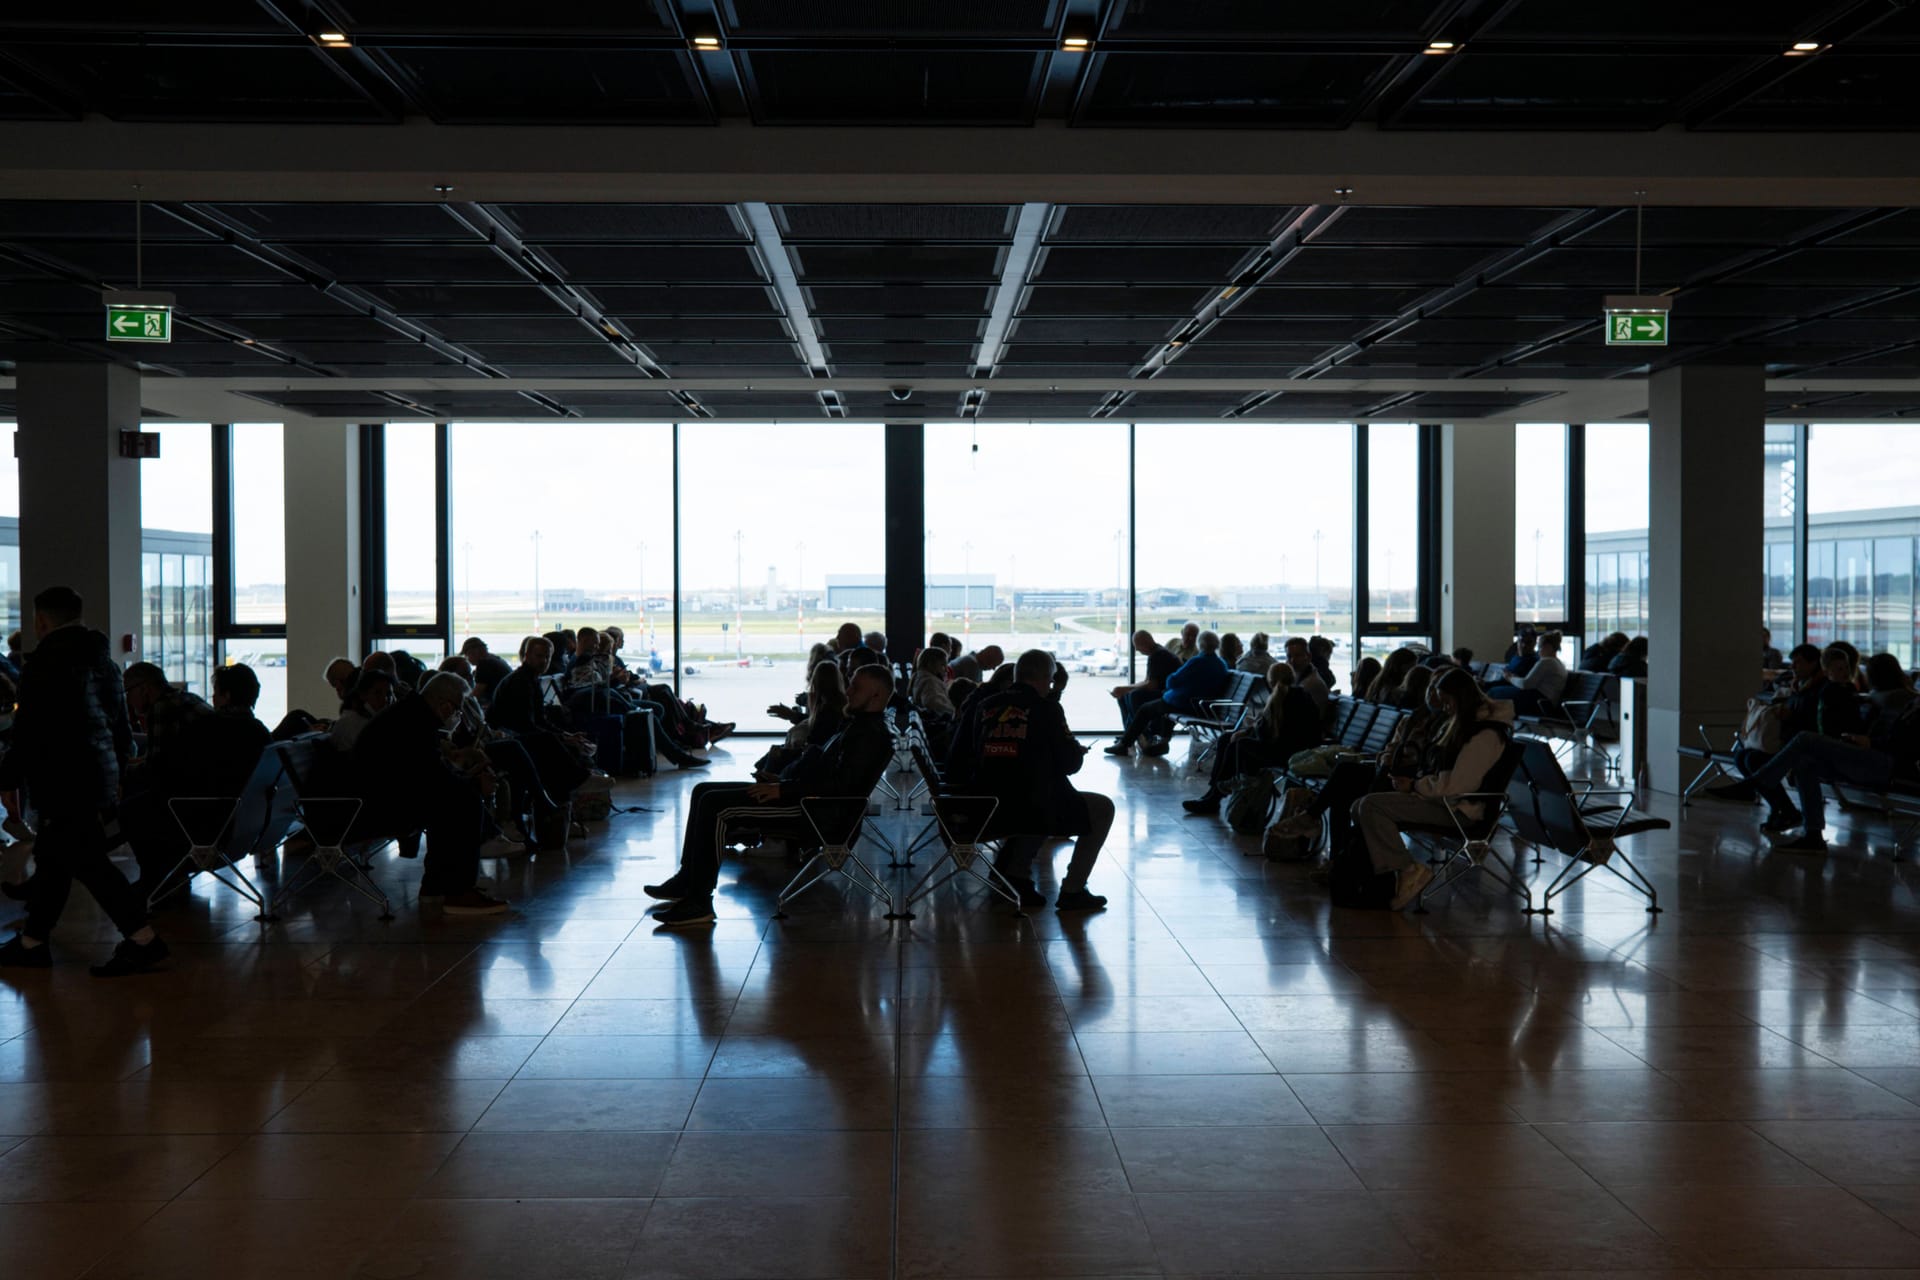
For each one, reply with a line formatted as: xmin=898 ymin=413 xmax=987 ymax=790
xmin=1327 ymin=837 xmax=1398 ymax=909
xmin=1225 ymin=773 xmax=1276 ymax=835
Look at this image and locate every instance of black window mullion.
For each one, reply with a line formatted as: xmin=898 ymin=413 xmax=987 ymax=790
xmin=672 ymin=422 xmax=683 ymax=699
xmin=1353 ymin=423 xmax=1370 ymax=648
xmin=359 ymin=422 xmax=386 ymax=658
xmin=1566 ymin=423 xmax=1587 ymax=645
xmin=211 ymin=423 xmax=235 ymax=639
xmin=433 ymin=421 xmax=452 ymax=653
xmin=1127 ymin=421 xmax=1138 ymax=682
xmin=1793 ymin=422 xmax=1810 ymax=647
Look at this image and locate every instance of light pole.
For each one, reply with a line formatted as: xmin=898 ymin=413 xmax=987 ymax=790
xmin=733 ymin=529 xmax=744 ymax=661
xmin=530 ymin=530 xmax=543 ymax=634
xmin=1532 ymin=527 xmax=1543 ymax=621
xmin=1313 ymin=528 xmax=1323 ymax=631
xmin=461 ymin=540 xmax=472 ymax=638
xmin=1008 ymin=553 xmax=1017 ymax=640
xmin=1113 ymin=528 xmax=1124 ymax=646
xmin=1385 ymin=547 xmax=1394 ymax=622
xmin=795 ymin=539 xmax=805 ymax=640
xmin=961 ymin=539 xmax=973 ymax=641
xmin=636 ymin=540 xmax=647 ymax=649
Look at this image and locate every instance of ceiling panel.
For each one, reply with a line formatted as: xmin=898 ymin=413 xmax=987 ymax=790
xmin=742 ymin=52 xmax=1044 ymax=124
xmin=375 ymin=48 xmax=712 ymax=123
xmin=1078 ymin=52 xmax=1396 ymax=126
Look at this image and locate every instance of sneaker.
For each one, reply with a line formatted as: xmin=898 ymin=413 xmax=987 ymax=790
xmin=2 ymin=817 xmax=35 ymax=846
xmin=707 ymin=722 xmax=737 ymax=745
xmin=0 ymin=936 xmax=50 ymax=970
xmin=654 ymin=897 xmax=717 ymax=928
xmin=643 ymin=874 xmax=694 ymax=901
xmin=442 ymin=890 xmax=511 ymax=915
xmin=89 ymin=937 xmax=170 ymax=978
xmin=1704 ymin=781 xmax=1758 ymax=803
xmin=1769 ymin=832 xmax=1829 ymax=854
xmin=1389 ymin=863 xmax=1434 ymax=911
xmin=1103 ymin=740 xmax=1132 ymax=757
xmin=1761 ymin=806 xmax=1803 ymax=834
xmin=1181 ymin=794 xmax=1222 ymax=815
xmin=1055 ymin=887 xmax=1108 ymax=913
xmin=1140 ymin=739 xmax=1172 ymax=758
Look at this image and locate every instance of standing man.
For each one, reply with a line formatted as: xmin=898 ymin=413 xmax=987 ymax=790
xmin=0 ymin=587 xmax=169 ymax=976
xmin=971 ymin=650 xmax=1110 ymax=911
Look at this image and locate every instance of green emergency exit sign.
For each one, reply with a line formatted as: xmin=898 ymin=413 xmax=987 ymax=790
xmin=106 ymin=306 xmax=172 ymax=342
xmin=1606 ymin=314 xmax=1667 ymax=345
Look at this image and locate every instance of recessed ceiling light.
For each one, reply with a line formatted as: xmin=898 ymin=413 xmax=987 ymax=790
xmin=1425 ymin=40 xmax=1456 ymax=54
xmin=689 ymin=32 xmax=722 ymax=51
xmin=1061 ymin=34 xmax=1092 ymax=50
xmin=1786 ymin=41 xmax=1828 ymax=55
xmin=313 ymin=30 xmax=351 ymax=48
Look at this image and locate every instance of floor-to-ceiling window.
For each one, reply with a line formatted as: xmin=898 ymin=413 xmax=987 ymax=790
xmin=1515 ymin=423 xmax=1568 ymax=627
xmin=0 ymin=423 xmax=16 ymax=637
xmin=1136 ymin=420 xmax=1357 ymax=670
xmin=450 ymin=422 xmax=675 ymax=676
xmin=226 ymin=422 xmax=289 ymax=723
xmin=1582 ymin=422 xmax=1651 ymax=644
xmin=1762 ymin=424 xmax=1799 ymax=650
xmin=676 ymin=422 xmax=886 ymax=725
xmin=139 ymin=423 xmax=215 ymax=697
xmin=925 ymin=422 xmax=1129 ymax=730
xmin=380 ymin=422 xmax=441 ymax=634
xmin=1808 ymin=423 xmax=1920 ymax=664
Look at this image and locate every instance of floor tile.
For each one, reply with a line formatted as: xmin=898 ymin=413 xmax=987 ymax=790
xmin=421 ymin=1131 xmax=677 ymax=1198
xmin=262 ymin=1079 xmax=507 ymax=1133
xmin=0 ymin=1201 xmax=162 ymax=1280
xmin=1111 ymin=1124 xmax=1361 ymax=1193
xmin=86 ymin=1196 xmax=407 ymax=1279
xmin=1092 ymin=1074 xmax=1314 ymax=1127
xmin=1378 ymin=1183 xmax=1690 ymax=1271
xmin=1538 ymin=1120 xmax=1833 ymax=1187
xmin=900 ymin=1188 xmax=1159 ymax=1278
xmin=640 ymin=1195 xmax=890 ymax=1279
xmin=1616 ymin=1183 xmax=1920 ymax=1268
xmin=182 ymin=1131 xmax=463 ymax=1199
xmin=1324 ymin=1121 xmax=1598 ymax=1189
xmin=1747 ymin=1119 xmax=1920 ymax=1183
xmin=359 ymin=1196 xmax=650 ymax=1280
xmin=0 ymin=1134 xmax=241 ymax=1202
xmin=686 ymin=1076 xmax=896 ymax=1130
xmin=661 ymin=1129 xmax=891 ymax=1197
xmin=1136 ymin=1189 xmax=1425 ymax=1274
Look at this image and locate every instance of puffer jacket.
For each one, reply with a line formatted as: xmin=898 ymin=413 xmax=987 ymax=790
xmin=0 ymin=624 xmax=133 ymax=813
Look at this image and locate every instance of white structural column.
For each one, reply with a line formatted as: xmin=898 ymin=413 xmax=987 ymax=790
xmin=15 ymin=362 xmax=143 ymax=653
xmin=1646 ymin=365 xmax=1764 ymax=794
xmin=1439 ymin=421 xmax=1517 ymax=663
xmin=283 ymin=422 xmax=362 ymax=715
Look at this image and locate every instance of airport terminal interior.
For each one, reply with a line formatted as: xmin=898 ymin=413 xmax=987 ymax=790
xmin=2 ymin=3 xmax=1920 ymax=1277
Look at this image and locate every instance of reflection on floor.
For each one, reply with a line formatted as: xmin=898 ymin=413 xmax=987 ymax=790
xmin=3 ymin=745 xmax=1919 ymax=1279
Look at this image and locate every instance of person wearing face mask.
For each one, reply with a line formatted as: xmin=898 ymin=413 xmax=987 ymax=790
xmin=644 ymin=665 xmax=898 ymax=928
xmin=352 ymin=671 xmax=507 ymax=915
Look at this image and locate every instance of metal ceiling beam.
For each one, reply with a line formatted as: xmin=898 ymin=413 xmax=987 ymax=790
xmin=1287 ymin=207 xmax=1618 ymax=380
xmin=1350 ymin=0 xmax=1522 ymax=127
xmin=1461 ymin=206 xmax=1904 ymax=379
xmin=1680 ymin=0 xmax=1912 ymax=127
xmin=13 ymin=121 xmax=1920 ymax=206
xmin=740 ymin=201 xmax=830 ymax=379
xmin=972 ymin=202 xmax=1050 ymax=382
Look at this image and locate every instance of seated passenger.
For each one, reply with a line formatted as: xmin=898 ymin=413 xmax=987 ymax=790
xmin=1219 ymin=633 xmax=1245 ymax=670
xmin=643 ymin=665 xmax=898 ymax=928
xmin=1106 ymin=630 xmax=1181 ymax=746
xmin=755 ymin=660 xmax=847 ymax=780
xmin=329 ymin=669 xmax=394 ymax=753
xmin=1350 ymin=657 xmax=1382 ymax=704
xmin=969 ymin=650 xmax=1110 ymax=911
xmin=911 ymin=647 xmax=956 ymax=718
xmin=1709 ymin=644 xmax=1872 ymax=840
xmin=1107 ymin=630 xmax=1230 ymax=758
xmin=1285 ymin=636 xmax=1330 ymax=714
xmin=1486 ymin=630 xmax=1568 ymax=715
xmin=1350 ymin=669 xmax=1511 ymax=910
xmin=1608 ymin=636 xmax=1649 ymax=679
xmin=950 ymin=644 xmax=1003 ymax=685
xmin=1238 ymin=633 xmax=1275 ymax=675
xmin=1308 ymin=636 xmax=1338 ymax=690
xmin=1184 ymin=663 xmax=1321 ymax=814
xmin=1503 ymin=627 xmax=1540 ymax=679
xmin=1366 ymin=648 xmax=1419 ymax=704
xmin=354 ymin=672 xmax=507 ymax=915
xmin=1581 ymin=632 xmax=1630 ymax=674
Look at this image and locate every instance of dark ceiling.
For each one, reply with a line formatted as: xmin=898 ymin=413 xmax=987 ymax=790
xmin=6 ymin=199 xmax=1920 ymax=421
xmin=2 ymin=1 xmax=1919 ymax=130
xmin=5 ymin=5 xmax=1920 ymax=422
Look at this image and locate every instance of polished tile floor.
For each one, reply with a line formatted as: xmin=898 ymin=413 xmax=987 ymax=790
xmin=3 ymin=744 xmax=1919 ymax=1279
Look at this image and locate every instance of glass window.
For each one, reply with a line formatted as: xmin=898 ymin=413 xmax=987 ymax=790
xmin=1582 ymin=423 xmax=1650 ymax=646
xmin=231 ymin=423 xmax=286 ymax=627
xmin=381 ymin=422 xmax=440 ymax=627
xmin=1137 ymin=422 xmax=1356 ymax=673
xmin=450 ymin=422 xmax=675 ymax=678
xmin=924 ymin=422 xmax=1130 ymax=731
xmin=1514 ymin=424 xmax=1567 ymax=626
xmin=676 ymin=423 xmax=886 ymax=725
xmin=139 ymin=424 xmax=215 ymax=697
xmin=1809 ymin=424 xmax=1920 ymax=664
xmin=1365 ymin=423 xmax=1420 ymax=627
xmin=0 ymin=422 xmax=17 ymax=635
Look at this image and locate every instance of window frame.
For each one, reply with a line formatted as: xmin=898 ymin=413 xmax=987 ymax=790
xmin=1354 ymin=422 xmax=1439 ymax=648
xmin=359 ymin=421 xmax=452 ymax=657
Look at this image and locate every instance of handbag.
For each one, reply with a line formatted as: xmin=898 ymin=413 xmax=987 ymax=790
xmin=1741 ymin=697 xmax=1788 ymax=754
xmin=1287 ymin=745 xmax=1344 ymax=779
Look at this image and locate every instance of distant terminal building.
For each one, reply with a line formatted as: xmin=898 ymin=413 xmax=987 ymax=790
xmin=826 ymin=574 xmax=995 ymax=612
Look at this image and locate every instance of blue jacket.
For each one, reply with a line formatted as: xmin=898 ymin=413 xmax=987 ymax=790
xmin=1163 ymin=651 xmax=1230 ymax=713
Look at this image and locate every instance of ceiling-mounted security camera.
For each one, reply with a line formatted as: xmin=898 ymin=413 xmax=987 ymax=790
xmin=889 ymin=386 xmax=914 ymax=402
